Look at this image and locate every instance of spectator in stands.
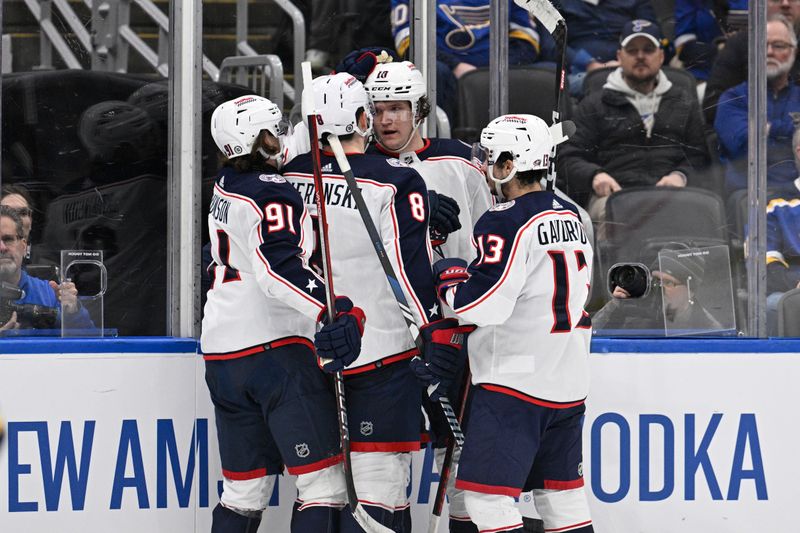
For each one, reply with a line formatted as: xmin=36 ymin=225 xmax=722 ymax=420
xmin=0 ymin=206 xmax=93 ymax=331
xmin=557 ymin=0 xmax=659 ymax=96
xmin=558 ymin=20 xmax=709 ymax=224
xmin=715 ymin=15 xmax=800 ymax=195
xmin=765 ymin=119 xmax=800 ymax=334
xmin=703 ymin=0 xmax=800 ymax=123
xmin=1 ymin=184 xmax=33 ymax=242
xmin=389 ymin=0 xmax=546 ymax=121
xmin=674 ymin=0 xmax=748 ymax=81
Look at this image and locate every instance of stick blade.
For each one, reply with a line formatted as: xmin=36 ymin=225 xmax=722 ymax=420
xmin=513 ymin=0 xmax=564 ymax=35
xmin=352 ymin=503 xmax=396 ymax=533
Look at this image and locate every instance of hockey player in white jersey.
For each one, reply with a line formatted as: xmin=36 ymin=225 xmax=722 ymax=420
xmin=201 ymin=95 xmax=367 ymax=533
xmin=283 ymin=73 xmax=472 ymax=532
xmin=365 ymin=60 xmax=493 ymax=261
xmin=429 ymin=114 xmax=595 ymax=533
xmin=364 ymin=59 xmax=493 ymax=532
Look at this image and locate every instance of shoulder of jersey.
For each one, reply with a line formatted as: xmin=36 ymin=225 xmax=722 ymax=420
xmin=220 ymin=170 xmax=300 ymax=204
xmin=423 ymin=137 xmax=473 ymax=160
xmin=281 ymin=152 xmax=312 ymax=173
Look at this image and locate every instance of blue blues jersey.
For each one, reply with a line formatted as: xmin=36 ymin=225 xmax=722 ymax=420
xmin=390 ymin=0 xmax=540 ymax=66
xmin=767 ymin=187 xmax=800 ymax=293
xmin=283 ymin=151 xmax=439 ymax=372
xmin=200 ymin=167 xmax=327 ymax=356
xmin=15 ymin=270 xmax=94 ymax=329
xmin=442 ymin=191 xmax=593 ymax=404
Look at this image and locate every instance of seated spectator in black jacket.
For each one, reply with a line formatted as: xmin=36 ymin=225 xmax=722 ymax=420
xmin=559 ymin=20 xmax=709 ymax=226
xmin=703 ymin=0 xmax=800 ymax=124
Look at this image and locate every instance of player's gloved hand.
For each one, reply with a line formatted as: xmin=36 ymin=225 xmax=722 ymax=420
xmin=332 ymin=47 xmax=398 ymax=83
xmin=410 ymin=318 xmax=475 ymax=400
xmin=428 ymin=191 xmax=461 ymax=247
xmin=432 ymin=258 xmax=470 ymax=300
xmin=314 ymin=296 xmax=366 ymax=373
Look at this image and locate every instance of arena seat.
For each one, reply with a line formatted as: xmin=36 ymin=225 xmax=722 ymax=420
xmin=453 ymin=65 xmax=572 ymax=143
xmin=778 ymin=288 xmax=800 ymax=337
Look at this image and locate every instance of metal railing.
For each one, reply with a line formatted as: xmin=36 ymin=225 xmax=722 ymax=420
xmin=22 ymin=0 xmax=298 ymax=102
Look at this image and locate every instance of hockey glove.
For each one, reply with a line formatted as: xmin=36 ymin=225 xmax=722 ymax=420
xmin=410 ymin=318 xmax=475 ymax=401
xmin=432 ymin=258 xmax=470 ymax=300
xmin=428 ymin=191 xmax=461 ymax=247
xmin=332 ymin=47 xmax=398 ymax=83
xmin=314 ymin=296 xmax=366 ymax=373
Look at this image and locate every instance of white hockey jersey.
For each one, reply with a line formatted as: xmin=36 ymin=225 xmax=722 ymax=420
xmin=370 ymin=138 xmax=493 ymax=263
xmin=283 ymin=151 xmax=440 ymax=373
xmin=443 ymin=190 xmax=594 ymax=404
xmin=200 ymin=167 xmax=327 ymax=356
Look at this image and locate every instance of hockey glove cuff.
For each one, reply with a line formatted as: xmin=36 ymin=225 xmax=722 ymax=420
xmin=433 ymin=258 xmax=470 ymax=300
xmin=411 ymin=319 xmax=476 ymax=399
xmin=332 ymin=47 xmax=398 ymax=83
xmin=314 ymin=297 xmax=366 ymax=373
xmin=428 ymin=191 xmax=461 ymax=247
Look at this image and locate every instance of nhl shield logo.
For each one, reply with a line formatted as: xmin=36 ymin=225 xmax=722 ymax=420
xmin=360 ymin=421 xmax=374 ymax=436
xmin=295 ymin=443 xmax=310 ymax=458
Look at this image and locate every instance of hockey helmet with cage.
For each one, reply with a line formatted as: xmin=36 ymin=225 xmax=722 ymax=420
xmin=307 ymin=73 xmax=373 ymax=139
xmin=480 ymin=114 xmax=555 ymax=187
xmin=210 ymin=95 xmax=287 ymax=159
xmin=364 ymin=61 xmax=427 ymax=121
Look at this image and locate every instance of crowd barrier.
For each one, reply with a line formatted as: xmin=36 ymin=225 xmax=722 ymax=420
xmin=1 ymin=337 xmax=798 ymax=532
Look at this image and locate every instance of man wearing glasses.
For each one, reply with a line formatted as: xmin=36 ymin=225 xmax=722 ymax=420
xmin=715 ymin=15 xmax=800 ymax=195
xmin=0 ymin=206 xmax=92 ymax=331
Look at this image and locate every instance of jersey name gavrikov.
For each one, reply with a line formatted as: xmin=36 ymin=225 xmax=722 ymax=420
xmin=537 ymin=217 xmax=588 ymax=246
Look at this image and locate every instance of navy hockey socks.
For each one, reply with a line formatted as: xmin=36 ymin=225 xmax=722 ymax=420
xmin=210 ymin=503 xmax=262 ymax=533
xmin=340 ymin=503 xmax=395 ymax=532
xmin=291 ymin=501 xmax=340 ymax=533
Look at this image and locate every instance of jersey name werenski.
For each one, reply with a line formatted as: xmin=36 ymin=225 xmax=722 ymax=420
xmin=537 ymin=217 xmax=587 ymax=245
xmin=291 ymin=181 xmax=358 ymax=210
xmin=209 ymin=193 xmax=231 ymax=224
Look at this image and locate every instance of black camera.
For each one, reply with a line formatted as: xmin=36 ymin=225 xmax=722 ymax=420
xmin=608 ymin=263 xmax=652 ymax=298
xmin=0 ymin=282 xmax=58 ymax=329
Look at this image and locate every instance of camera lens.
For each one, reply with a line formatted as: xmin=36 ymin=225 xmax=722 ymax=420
xmin=610 ymin=264 xmax=650 ymax=298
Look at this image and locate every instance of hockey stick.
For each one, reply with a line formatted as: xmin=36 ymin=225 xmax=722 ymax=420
xmin=326 ymin=134 xmax=467 ymax=450
xmin=428 ymin=368 xmax=471 ymax=533
xmin=301 ymin=62 xmax=394 ymax=533
xmin=513 ymin=0 xmax=569 ymax=192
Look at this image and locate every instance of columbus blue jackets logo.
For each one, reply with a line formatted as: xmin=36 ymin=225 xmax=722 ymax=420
xmin=295 ymin=443 xmax=310 ymax=458
xmin=360 ymin=421 xmax=374 ymax=436
xmin=490 ymin=200 xmax=515 ymax=211
xmin=387 ymin=158 xmax=409 ymax=168
xmin=259 ymin=173 xmax=286 ymax=183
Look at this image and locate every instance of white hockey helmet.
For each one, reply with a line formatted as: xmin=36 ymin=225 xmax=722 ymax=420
xmin=364 ymin=61 xmax=427 ymax=120
xmin=210 ymin=95 xmax=285 ymax=159
xmin=480 ymin=114 xmax=554 ymax=186
xmin=308 ymin=73 xmax=373 ymax=139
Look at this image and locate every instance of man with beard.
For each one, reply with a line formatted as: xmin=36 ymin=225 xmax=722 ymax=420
xmin=703 ymin=0 xmax=800 ymax=124
xmin=559 ymin=20 xmax=709 ymax=224
xmin=715 ymin=15 xmax=800 ymax=195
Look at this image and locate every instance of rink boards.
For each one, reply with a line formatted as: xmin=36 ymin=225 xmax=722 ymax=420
xmin=0 ymin=337 xmax=798 ymax=533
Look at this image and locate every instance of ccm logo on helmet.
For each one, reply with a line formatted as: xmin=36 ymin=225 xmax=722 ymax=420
xmin=235 ymin=96 xmax=257 ymax=106
xmin=501 ymin=115 xmax=528 ymax=124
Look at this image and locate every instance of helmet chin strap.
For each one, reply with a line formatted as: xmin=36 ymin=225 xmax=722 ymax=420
xmin=486 ymin=163 xmax=517 ymax=201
